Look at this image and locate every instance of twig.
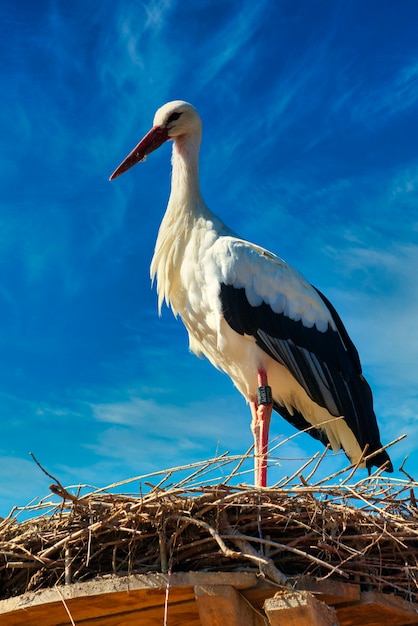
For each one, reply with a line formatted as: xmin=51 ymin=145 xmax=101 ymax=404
xmin=163 ymin=566 xmax=172 ymax=626
xmin=399 ymin=456 xmax=416 ymax=482
xmin=224 ymin=445 xmax=254 ymax=485
xmin=339 ymin=446 xmax=369 ymax=485
xmin=64 ymin=543 xmax=72 ymax=585
xmin=277 ymin=453 xmax=320 ymax=488
xmin=223 ymin=522 xmax=287 ymax=585
xmin=173 ymin=515 xmax=244 ymax=561
xmin=30 ymin=452 xmax=66 ymax=494
xmin=222 ymin=534 xmax=349 ymax=579
xmin=304 ymin=445 xmax=331 ymax=482
xmin=54 ymin=585 xmax=76 ymax=626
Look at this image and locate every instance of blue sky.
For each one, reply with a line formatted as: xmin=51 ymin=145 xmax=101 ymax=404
xmin=1 ymin=0 xmax=418 ymax=514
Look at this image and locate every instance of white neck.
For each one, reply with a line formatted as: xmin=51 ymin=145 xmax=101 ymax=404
xmin=170 ymin=132 xmax=204 ymax=209
xmin=150 ymin=132 xmax=216 ymax=313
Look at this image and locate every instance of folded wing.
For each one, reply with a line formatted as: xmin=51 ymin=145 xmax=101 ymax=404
xmin=216 ymin=237 xmax=392 ymax=470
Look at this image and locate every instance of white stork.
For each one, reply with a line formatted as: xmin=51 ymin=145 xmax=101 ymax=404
xmin=110 ymin=100 xmax=392 ymax=487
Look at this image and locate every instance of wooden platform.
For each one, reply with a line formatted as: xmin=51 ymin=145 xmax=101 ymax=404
xmin=0 ymin=572 xmax=417 ymax=625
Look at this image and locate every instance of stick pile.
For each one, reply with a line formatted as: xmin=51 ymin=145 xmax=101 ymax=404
xmin=1 ymin=451 xmax=417 ymax=603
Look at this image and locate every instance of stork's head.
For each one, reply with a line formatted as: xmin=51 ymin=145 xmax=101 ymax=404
xmin=109 ymin=100 xmax=201 ymax=180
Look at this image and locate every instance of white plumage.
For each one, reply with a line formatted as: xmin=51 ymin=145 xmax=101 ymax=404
xmin=110 ymin=100 xmax=392 ymax=486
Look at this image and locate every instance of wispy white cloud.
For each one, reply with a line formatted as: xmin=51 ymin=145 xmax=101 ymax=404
xmin=351 ymin=60 xmax=418 ymax=125
xmin=142 ymin=0 xmax=174 ymax=30
xmin=196 ymin=1 xmax=269 ymax=88
xmin=0 ymin=456 xmax=52 ymax=509
xmin=89 ymin=389 xmax=250 ymax=450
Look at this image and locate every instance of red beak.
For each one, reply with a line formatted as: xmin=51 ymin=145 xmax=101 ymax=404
xmin=109 ymin=125 xmax=169 ymax=181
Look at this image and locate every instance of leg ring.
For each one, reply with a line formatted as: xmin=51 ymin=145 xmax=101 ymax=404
xmin=257 ymin=385 xmax=272 ymax=405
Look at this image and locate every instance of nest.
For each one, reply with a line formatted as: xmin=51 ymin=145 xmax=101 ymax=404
xmin=1 ymin=446 xmax=417 ymax=604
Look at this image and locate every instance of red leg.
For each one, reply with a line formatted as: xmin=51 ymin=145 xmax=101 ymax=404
xmin=250 ymin=369 xmax=273 ymax=487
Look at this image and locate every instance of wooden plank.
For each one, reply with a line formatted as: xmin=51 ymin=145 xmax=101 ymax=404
xmin=336 ymin=591 xmax=418 ymax=626
xmin=195 ymin=584 xmax=265 ymax=626
xmin=0 ymin=589 xmax=200 ymax=626
xmin=292 ymin=576 xmax=360 ymax=605
xmin=264 ymin=591 xmax=340 ymax=626
xmin=1 ymin=572 xmax=417 ymax=626
xmin=0 ymin=572 xmax=257 ymax=616
xmin=0 ymin=572 xmax=258 ymax=626
xmin=0 ymin=598 xmax=210 ymax=626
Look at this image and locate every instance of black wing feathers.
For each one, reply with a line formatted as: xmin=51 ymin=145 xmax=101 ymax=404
xmin=220 ymin=283 xmax=392 ymax=471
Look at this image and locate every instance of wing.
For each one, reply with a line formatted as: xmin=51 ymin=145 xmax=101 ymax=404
xmin=215 ymin=237 xmax=392 ymax=470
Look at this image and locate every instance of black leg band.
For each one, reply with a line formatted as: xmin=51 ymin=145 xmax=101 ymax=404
xmin=257 ymin=385 xmax=272 ymax=405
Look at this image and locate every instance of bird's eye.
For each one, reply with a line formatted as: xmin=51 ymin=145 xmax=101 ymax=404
xmin=167 ymin=112 xmax=182 ymax=124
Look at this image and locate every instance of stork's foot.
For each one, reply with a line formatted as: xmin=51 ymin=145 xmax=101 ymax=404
xmin=250 ymin=370 xmax=273 ymax=487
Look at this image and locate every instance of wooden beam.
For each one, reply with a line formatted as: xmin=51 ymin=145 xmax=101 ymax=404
xmin=264 ymin=591 xmax=340 ymax=626
xmin=336 ymin=591 xmax=418 ymax=625
xmin=0 ymin=573 xmax=259 ymax=626
xmin=292 ymin=576 xmax=360 ymax=606
xmin=195 ymin=584 xmax=265 ymax=626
